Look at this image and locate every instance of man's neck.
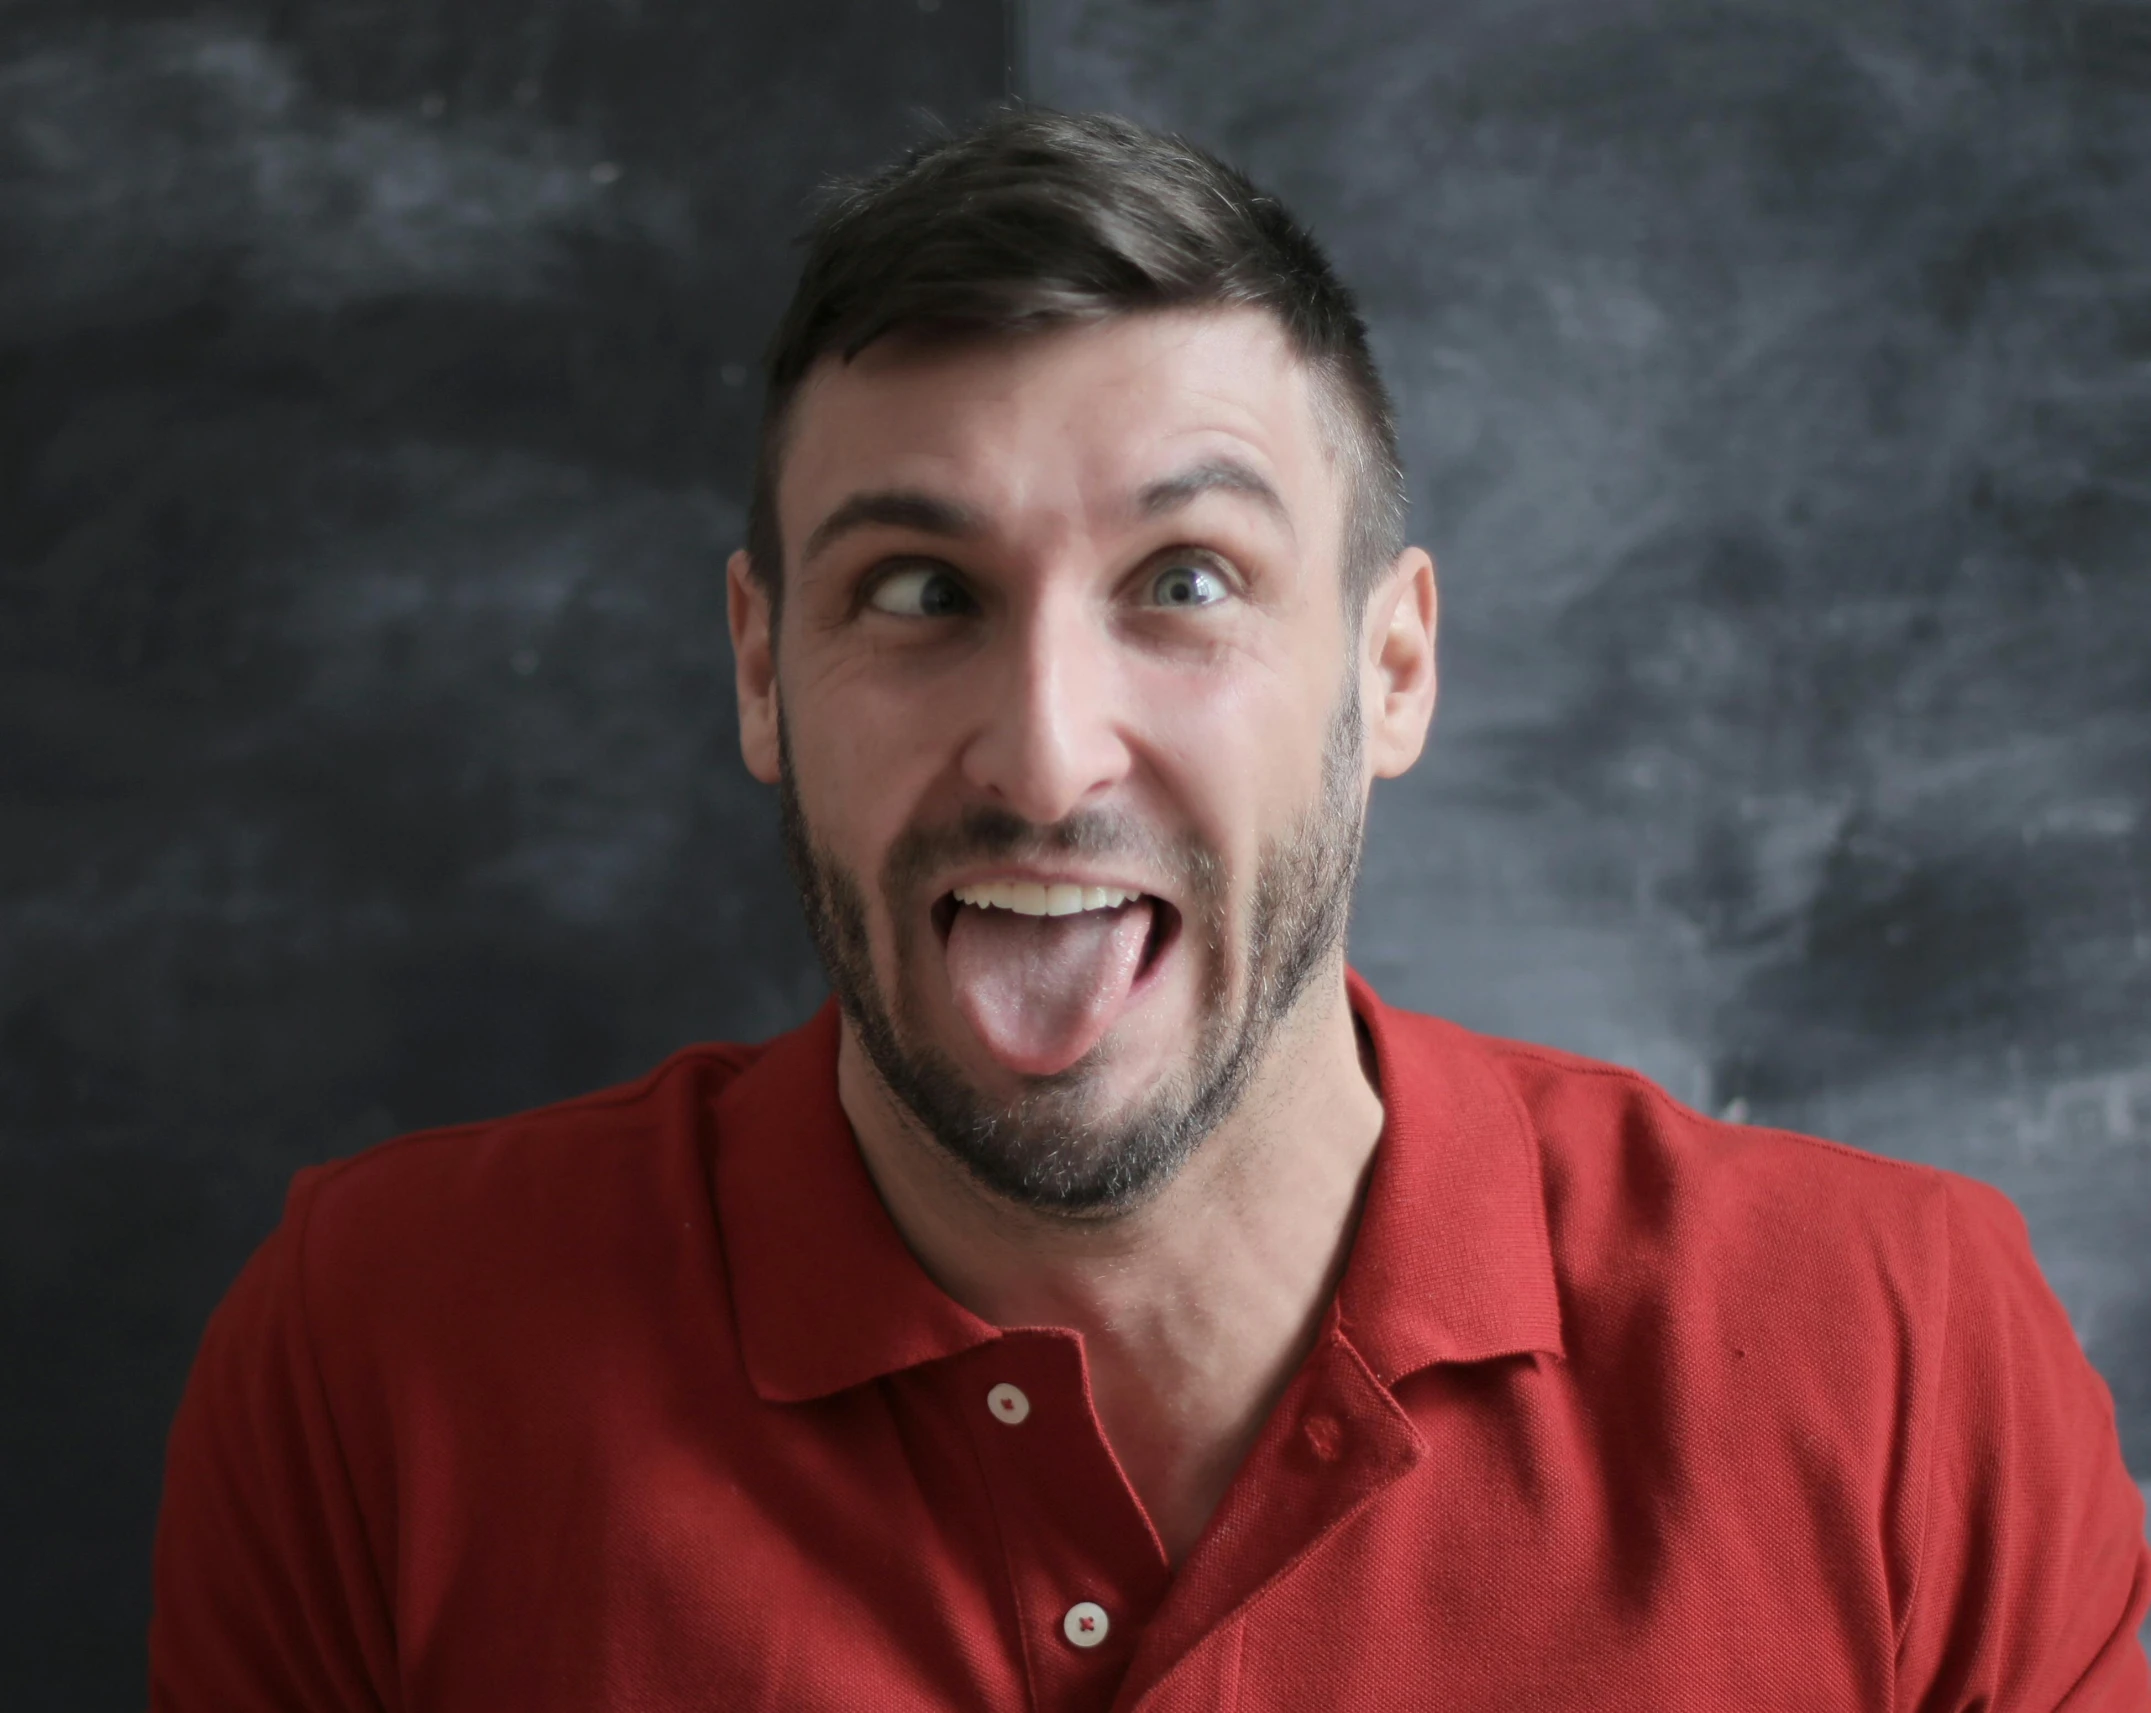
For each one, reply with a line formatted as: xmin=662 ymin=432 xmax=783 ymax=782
xmin=836 ymin=973 xmax=1387 ymax=1565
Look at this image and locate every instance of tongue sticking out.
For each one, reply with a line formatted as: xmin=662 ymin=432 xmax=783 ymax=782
xmin=943 ymin=899 xmax=1154 ymax=1076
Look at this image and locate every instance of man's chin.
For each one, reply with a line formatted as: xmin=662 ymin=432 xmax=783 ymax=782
xmin=914 ymin=1000 xmax=1179 ymax=1107
xmin=853 ymin=1010 xmax=1211 ymax=1212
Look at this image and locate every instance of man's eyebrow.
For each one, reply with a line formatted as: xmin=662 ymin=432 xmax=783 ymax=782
xmin=1135 ymin=458 xmax=1294 ymax=539
xmin=800 ymin=489 xmax=982 ymax=567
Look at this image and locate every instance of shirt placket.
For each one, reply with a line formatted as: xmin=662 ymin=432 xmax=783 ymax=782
xmin=955 ymin=1330 xmax=1173 ymax=1713
xmin=1111 ymin=1319 xmax=1428 ymax=1711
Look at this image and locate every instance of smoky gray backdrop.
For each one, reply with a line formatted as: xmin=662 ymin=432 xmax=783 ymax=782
xmin=1 ymin=0 xmax=2145 ymax=1704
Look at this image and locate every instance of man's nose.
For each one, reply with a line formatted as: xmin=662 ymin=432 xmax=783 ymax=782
xmin=957 ymin=594 xmax=1133 ymax=825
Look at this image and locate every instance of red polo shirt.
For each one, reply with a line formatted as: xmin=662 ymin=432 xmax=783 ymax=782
xmin=151 ymin=975 xmax=2150 ymax=1710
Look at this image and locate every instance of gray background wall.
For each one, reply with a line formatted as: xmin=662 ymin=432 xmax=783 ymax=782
xmin=1 ymin=0 xmax=2144 ymax=1703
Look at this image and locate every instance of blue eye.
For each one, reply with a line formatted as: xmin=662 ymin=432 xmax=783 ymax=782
xmin=868 ymin=566 xmax=974 ymax=618
xmin=1148 ymin=562 xmax=1228 ymax=608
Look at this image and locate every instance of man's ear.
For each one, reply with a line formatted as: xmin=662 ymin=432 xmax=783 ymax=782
xmin=727 ymin=549 xmax=782 ymax=785
xmin=1361 ymin=547 xmax=1438 ymax=780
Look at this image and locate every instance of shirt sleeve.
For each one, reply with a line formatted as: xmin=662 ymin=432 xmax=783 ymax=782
xmin=149 ymin=1179 xmax=399 ymax=1713
xmin=1895 ymin=1174 xmax=2151 ymax=1711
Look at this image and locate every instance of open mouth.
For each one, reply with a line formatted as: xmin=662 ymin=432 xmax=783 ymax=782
xmin=930 ymin=882 xmax=1180 ymax=978
xmin=929 ymin=881 xmax=1181 ymax=1075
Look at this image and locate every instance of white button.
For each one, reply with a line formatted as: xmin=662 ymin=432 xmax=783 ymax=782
xmin=1063 ymin=1601 xmax=1110 ymax=1648
xmin=986 ymin=1382 xmax=1031 ymax=1425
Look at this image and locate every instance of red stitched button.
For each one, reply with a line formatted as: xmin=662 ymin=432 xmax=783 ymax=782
xmin=1063 ymin=1601 xmax=1109 ymax=1648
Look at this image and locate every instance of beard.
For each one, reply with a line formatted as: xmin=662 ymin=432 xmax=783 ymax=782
xmin=777 ymin=689 xmax=1366 ymax=1215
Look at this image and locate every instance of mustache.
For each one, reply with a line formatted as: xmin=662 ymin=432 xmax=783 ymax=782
xmin=880 ymin=805 xmax=1222 ymax=909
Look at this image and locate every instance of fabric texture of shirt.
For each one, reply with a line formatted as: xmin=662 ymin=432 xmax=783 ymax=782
xmin=150 ymin=973 xmax=2151 ymax=1710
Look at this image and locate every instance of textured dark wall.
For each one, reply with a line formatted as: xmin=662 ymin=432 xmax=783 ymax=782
xmin=0 ymin=3 xmax=1006 ymax=1703
xmin=1031 ymin=0 xmax=2151 ymax=1522
xmin=4 ymin=0 xmax=2148 ymax=1703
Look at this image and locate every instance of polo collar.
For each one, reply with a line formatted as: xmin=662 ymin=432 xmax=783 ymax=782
xmin=1337 ymin=969 xmax=1567 ymax=1379
xmin=711 ymin=1002 xmax=1000 ymax=1403
xmin=711 ymin=973 xmax=1564 ymax=1405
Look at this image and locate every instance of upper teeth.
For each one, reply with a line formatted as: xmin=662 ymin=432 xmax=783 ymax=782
xmin=951 ymin=881 xmax=1142 ymax=917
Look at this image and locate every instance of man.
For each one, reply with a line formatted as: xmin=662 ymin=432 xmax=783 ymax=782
xmin=151 ymin=109 xmax=2148 ymax=1710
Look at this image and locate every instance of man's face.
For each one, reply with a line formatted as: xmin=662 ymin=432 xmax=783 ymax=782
xmin=733 ymin=309 xmax=1400 ymax=1212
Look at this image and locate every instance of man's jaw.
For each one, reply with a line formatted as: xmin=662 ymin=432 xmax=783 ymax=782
xmin=929 ymin=872 xmax=1183 ymax=1079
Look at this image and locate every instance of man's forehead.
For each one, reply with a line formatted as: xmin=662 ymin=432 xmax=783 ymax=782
xmin=777 ymin=308 xmax=1334 ymax=531
xmin=795 ymin=454 xmax=1299 ymax=574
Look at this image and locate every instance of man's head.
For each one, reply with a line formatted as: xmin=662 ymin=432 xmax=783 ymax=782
xmin=746 ymin=109 xmax=1408 ymax=625
xmin=727 ymin=109 xmax=1438 ymax=1215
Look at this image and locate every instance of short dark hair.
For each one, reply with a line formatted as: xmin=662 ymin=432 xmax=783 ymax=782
xmin=745 ymin=107 xmax=1406 ymax=619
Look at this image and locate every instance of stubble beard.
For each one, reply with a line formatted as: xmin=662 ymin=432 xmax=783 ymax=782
xmin=777 ymin=692 xmax=1366 ymax=1215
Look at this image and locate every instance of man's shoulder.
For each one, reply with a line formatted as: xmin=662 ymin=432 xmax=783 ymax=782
xmin=279 ymin=1038 xmax=768 ymax=1321
xmin=1392 ymin=1003 xmax=1966 ymax=1190
xmin=1387 ymin=1009 xmax=2092 ymax=1504
xmin=300 ymin=1040 xmax=760 ymax=1213
xmin=1369 ymin=1010 xmax=2147 ymax=1696
xmin=1386 ymin=1005 xmax=2011 ymax=1331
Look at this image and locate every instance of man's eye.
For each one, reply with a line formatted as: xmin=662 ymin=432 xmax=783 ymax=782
xmin=867 ymin=566 xmax=974 ymax=618
xmin=1146 ymin=562 xmax=1229 ymax=609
